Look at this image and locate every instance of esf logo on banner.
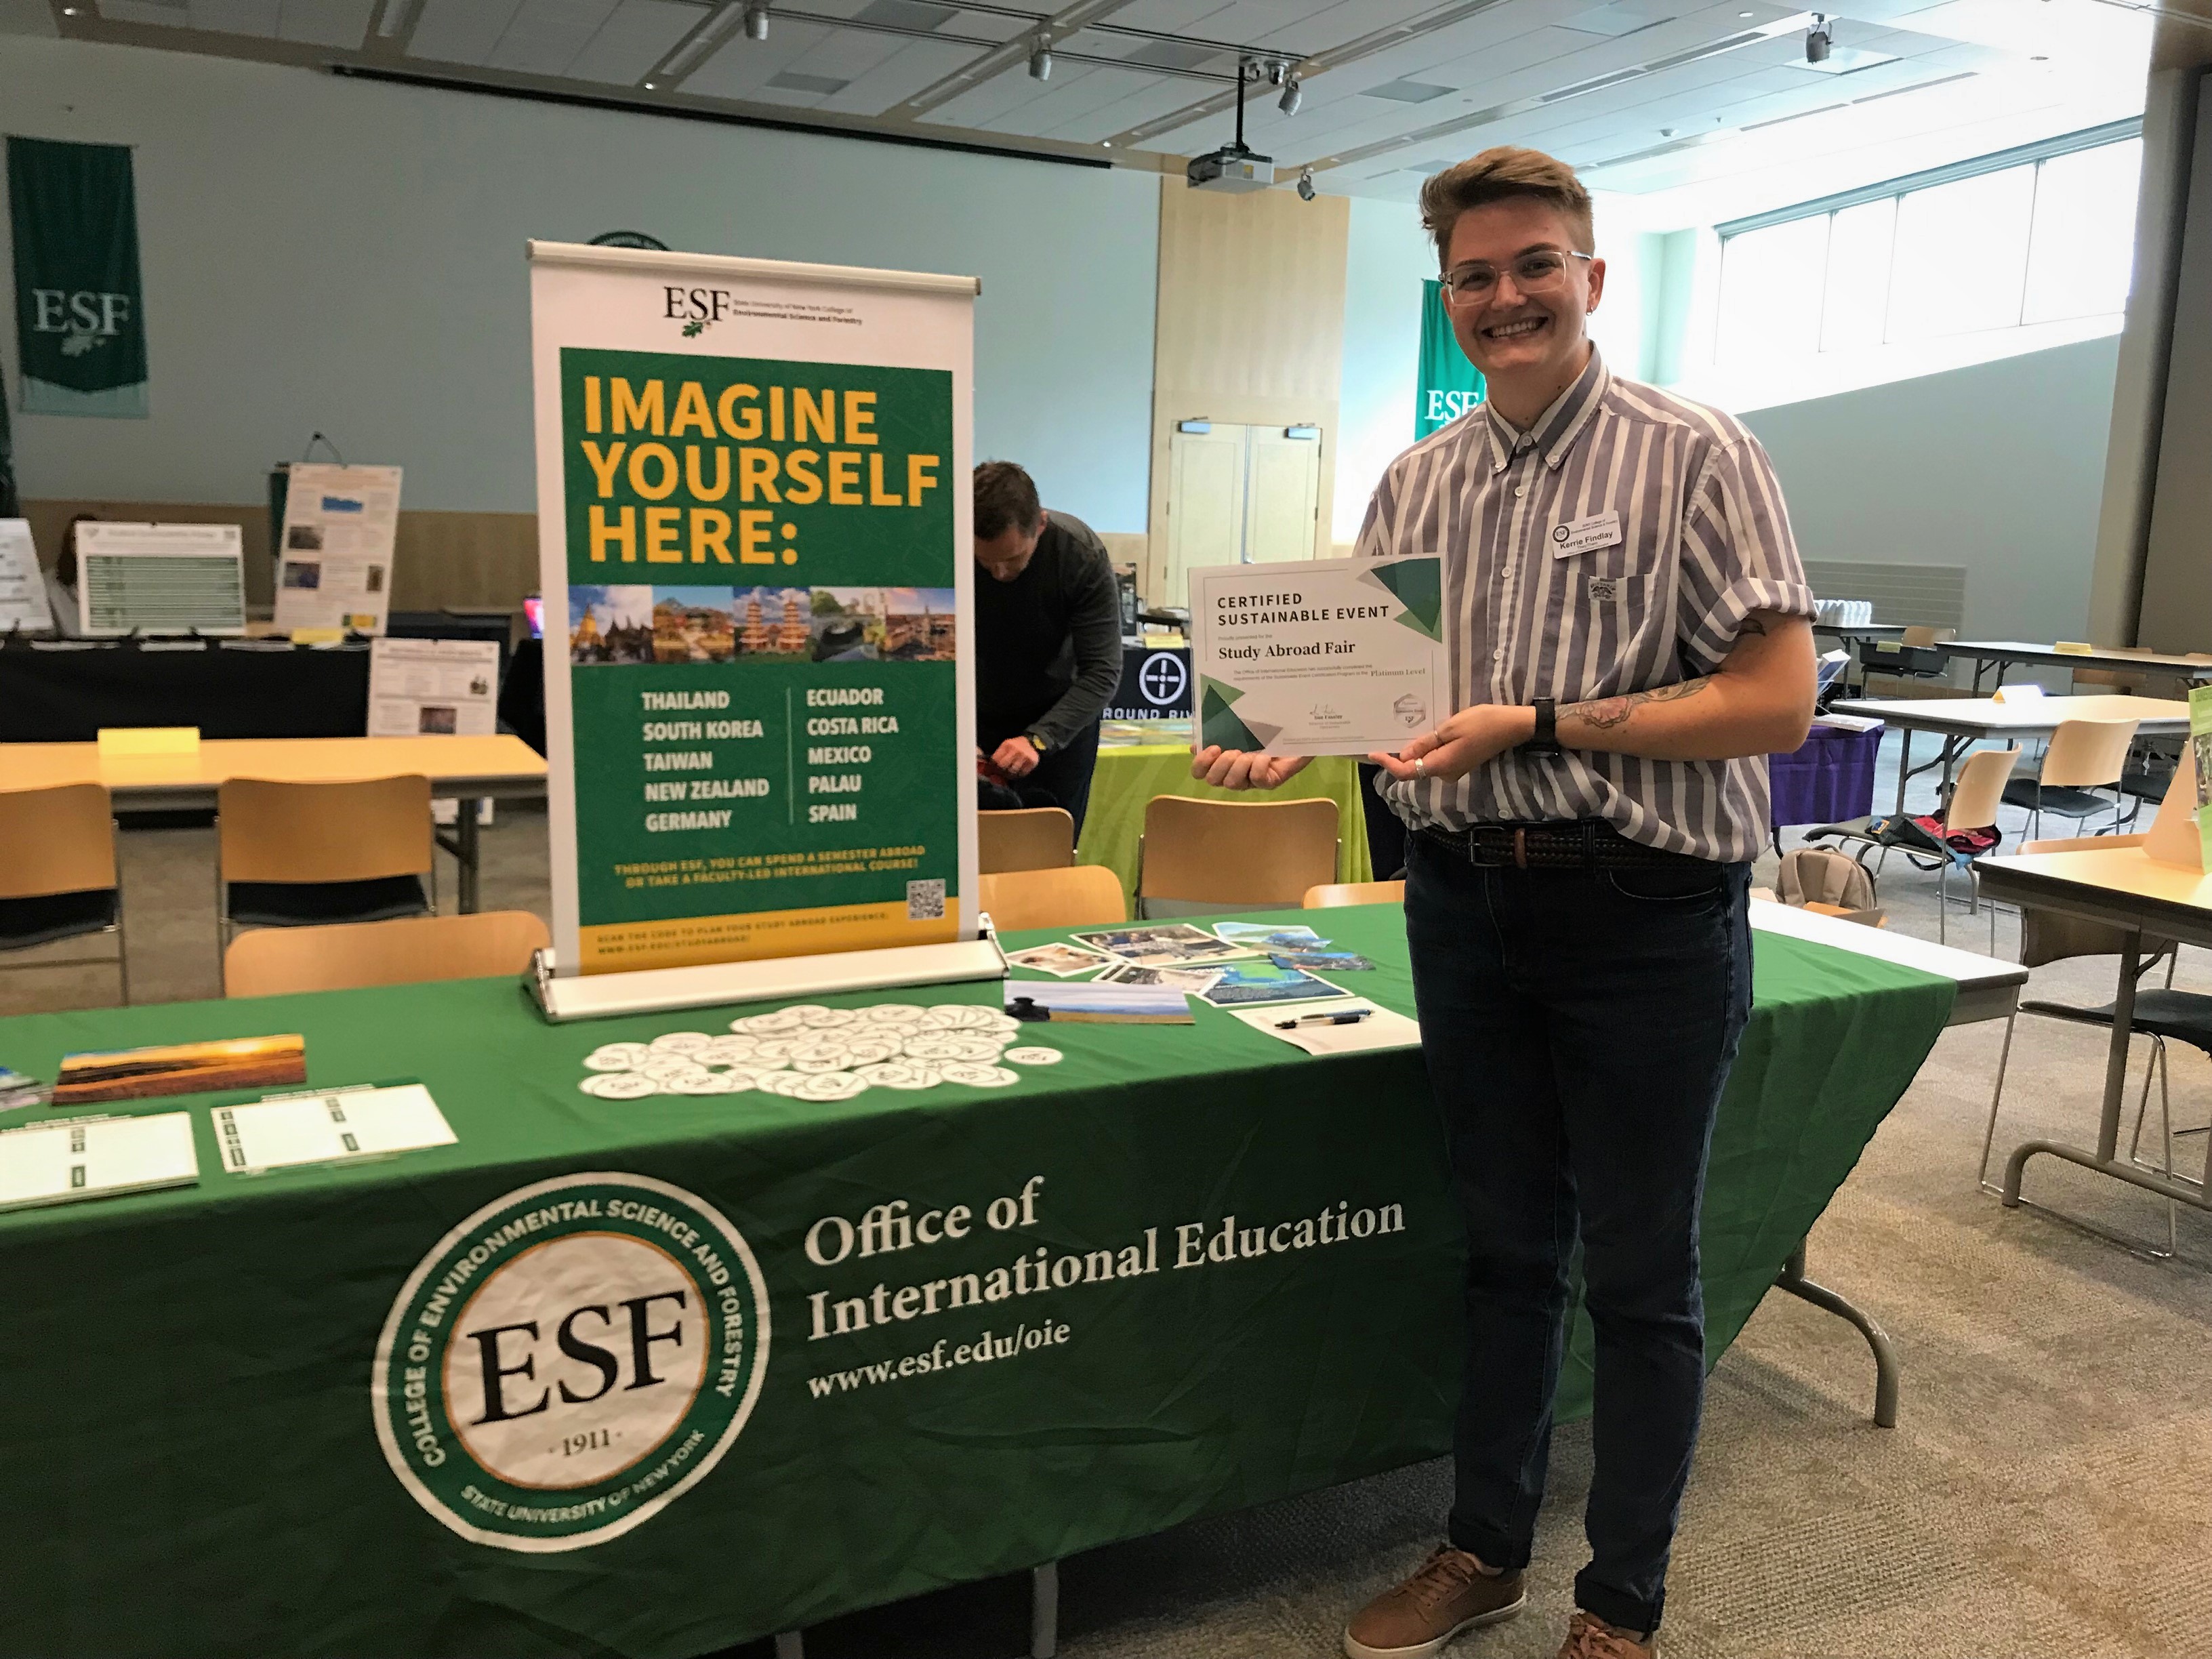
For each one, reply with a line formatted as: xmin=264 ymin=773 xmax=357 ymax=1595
xmin=1103 ymin=649 xmax=1191 ymax=722
xmin=371 ymin=1173 xmax=771 ymax=1551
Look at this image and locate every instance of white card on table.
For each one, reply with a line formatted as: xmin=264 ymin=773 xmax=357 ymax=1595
xmin=213 ymin=1084 xmax=455 ymax=1174
xmin=0 ymin=1111 xmax=199 ymax=1210
xmin=1189 ymin=555 xmax=1448 ymax=756
xmin=1226 ymin=1002 xmax=1425 ymax=1055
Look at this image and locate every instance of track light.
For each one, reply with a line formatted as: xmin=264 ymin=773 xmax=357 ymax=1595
xmin=1296 ymin=166 xmax=1315 ymax=202
xmin=1805 ymin=14 xmax=1830 ymax=63
xmin=1029 ymin=36 xmax=1052 ymax=80
xmin=1279 ymin=74 xmax=1302 ymax=115
xmin=744 ymin=3 xmax=769 ymax=42
xmin=1267 ymin=60 xmax=1288 ymax=87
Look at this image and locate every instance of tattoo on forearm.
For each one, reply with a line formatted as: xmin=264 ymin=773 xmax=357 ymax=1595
xmin=1568 ymin=678 xmax=1711 ymax=731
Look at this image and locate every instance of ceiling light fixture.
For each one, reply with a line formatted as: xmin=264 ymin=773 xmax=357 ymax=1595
xmin=1296 ymin=165 xmax=1316 ymax=201
xmin=1279 ymin=74 xmax=1303 ymax=115
xmin=1029 ymin=36 xmax=1052 ymax=80
xmin=1806 ymin=14 xmax=1832 ymax=63
xmin=744 ymin=3 xmax=770 ymax=42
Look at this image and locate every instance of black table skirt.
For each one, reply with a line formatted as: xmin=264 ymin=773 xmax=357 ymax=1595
xmin=0 ymin=642 xmax=371 ymax=741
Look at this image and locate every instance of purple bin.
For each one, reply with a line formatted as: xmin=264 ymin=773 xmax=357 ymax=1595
xmin=1768 ymin=722 xmax=1885 ymax=828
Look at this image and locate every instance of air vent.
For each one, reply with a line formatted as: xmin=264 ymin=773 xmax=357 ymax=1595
xmin=768 ymin=71 xmax=851 ymax=95
xmin=1122 ymin=40 xmax=1227 ymax=71
xmin=853 ymin=0 xmax=956 ymax=27
xmin=1366 ymin=79 xmax=1456 ymax=103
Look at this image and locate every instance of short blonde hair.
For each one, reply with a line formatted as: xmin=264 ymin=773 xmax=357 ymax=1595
xmin=1420 ymin=147 xmax=1595 ymax=267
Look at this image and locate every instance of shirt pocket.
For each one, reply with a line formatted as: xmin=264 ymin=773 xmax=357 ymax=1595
xmin=1569 ymin=569 xmax=1668 ymax=691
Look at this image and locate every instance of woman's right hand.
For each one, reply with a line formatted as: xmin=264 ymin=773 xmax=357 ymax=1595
xmin=1189 ymin=746 xmax=1312 ymax=791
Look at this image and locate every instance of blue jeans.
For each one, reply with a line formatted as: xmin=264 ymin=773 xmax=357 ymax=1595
xmin=1404 ymin=828 xmax=1752 ymax=1636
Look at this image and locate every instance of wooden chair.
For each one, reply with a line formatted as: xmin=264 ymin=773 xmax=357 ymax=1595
xmin=1136 ymin=796 xmax=1339 ymax=918
xmin=1304 ymin=880 xmax=1406 ymax=907
xmin=1934 ymin=747 xmax=2017 ymax=948
xmin=1999 ymin=717 xmax=2138 ymax=838
xmin=217 ymin=776 xmax=436 ymax=948
xmin=979 ymin=807 xmax=1076 ymax=874
xmin=979 ymin=866 xmax=1126 ymax=933
xmin=223 ymin=910 xmax=551 ymax=998
xmin=0 ymin=783 xmax=129 ymax=1004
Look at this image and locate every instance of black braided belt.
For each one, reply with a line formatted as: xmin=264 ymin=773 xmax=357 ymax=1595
xmin=1417 ymin=820 xmax=1709 ymax=871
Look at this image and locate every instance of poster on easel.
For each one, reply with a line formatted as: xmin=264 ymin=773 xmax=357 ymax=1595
xmin=272 ymin=464 xmax=402 ymax=636
xmin=0 ymin=520 xmax=54 ymax=633
xmin=529 ymin=241 xmax=977 ymax=978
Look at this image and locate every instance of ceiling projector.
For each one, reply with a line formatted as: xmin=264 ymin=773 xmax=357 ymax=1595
xmin=1187 ymin=143 xmax=1275 ymax=192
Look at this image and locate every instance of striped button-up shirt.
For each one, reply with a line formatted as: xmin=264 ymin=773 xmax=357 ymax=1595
xmin=1354 ymin=349 xmax=1813 ymax=865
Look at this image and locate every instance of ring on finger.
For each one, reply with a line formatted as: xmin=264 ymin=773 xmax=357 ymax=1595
xmin=1414 ymin=756 xmax=1427 ymax=779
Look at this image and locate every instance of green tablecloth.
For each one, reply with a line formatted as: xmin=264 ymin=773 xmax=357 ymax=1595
xmin=0 ymin=907 xmax=1950 ymax=1658
xmin=1078 ymin=745 xmax=1374 ymax=902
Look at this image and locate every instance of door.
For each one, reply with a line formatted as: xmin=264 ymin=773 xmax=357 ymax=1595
xmin=1165 ymin=424 xmax=1245 ymax=611
xmin=1244 ymin=427 xmax=1322 ymax=564
xmin=1164 ymin=422 xmax=1325 ymax=605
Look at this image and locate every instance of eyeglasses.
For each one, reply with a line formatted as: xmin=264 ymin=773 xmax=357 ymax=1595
xmin=1440 ymin=250 xmax=1594 ymax=304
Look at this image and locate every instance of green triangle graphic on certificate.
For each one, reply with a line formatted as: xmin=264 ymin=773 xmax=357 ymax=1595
xmin=1364 ymin=558 xmax=1444 ymax=642
xmin=1201 ymin=677 xmax=1263 ymax=752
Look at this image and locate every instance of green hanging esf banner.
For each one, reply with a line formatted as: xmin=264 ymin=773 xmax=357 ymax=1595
xmin=1414 ymin=278 xmax=1482 ymax=440
xmin=7 ymin=136 xmax=149 ymax=418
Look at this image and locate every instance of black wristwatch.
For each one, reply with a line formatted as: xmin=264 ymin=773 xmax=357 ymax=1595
xmin=1521 ymin=697 xmax=1562 ymax=760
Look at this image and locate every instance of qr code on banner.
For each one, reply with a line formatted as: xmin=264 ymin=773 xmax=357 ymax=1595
xmin=907 ymin=879 xmax=947 ymax=921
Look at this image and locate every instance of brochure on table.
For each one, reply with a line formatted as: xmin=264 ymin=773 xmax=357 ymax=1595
xmin=0 ymin=519 xmax=54 ymax=632
xmin=530 ymin=241 xmax=980 ymax=987
xmin=1189 ymin=554 xmax=1448 ymax=756
xmin=77 ymin=522 xmax=247 ymax=636
xmin=273 ymin=463 xmax=403 ymax=635
xmin=369 ymin=637 xmax=499 ymax=737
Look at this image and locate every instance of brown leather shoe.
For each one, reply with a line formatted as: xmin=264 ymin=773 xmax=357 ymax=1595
xmin=1557 ymin=1609 xmax=1656 ymax=1658
xmin=1342 ymin=1544 xmax=1527 ymax=1658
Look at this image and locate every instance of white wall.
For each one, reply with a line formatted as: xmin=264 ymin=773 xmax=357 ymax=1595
xmin=1333 ymin=195 xmax=1431 ymax=544
xmin=1742 ymin=335 xmax=2123 ymax=643
xmin=0 ymin=35 xmax=1160 ymax=528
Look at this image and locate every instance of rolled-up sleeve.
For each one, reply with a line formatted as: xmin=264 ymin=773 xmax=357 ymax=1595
xmin=1675 ymin=432 xmax=1816 ymax=674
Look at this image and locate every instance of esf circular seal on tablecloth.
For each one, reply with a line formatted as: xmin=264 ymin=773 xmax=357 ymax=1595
xmin=371 ymin=1172 xmax=771 ymax=1552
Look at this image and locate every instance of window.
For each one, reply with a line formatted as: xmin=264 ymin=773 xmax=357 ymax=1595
xmin=1713 ymin=127 xmax=2141 ymax=368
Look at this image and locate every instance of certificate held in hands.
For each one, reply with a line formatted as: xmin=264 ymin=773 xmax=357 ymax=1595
xmin=1190 ymin=556 xmax=1448 ymax=756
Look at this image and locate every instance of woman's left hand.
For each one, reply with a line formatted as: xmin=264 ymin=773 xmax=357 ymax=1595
xmin=1368 ymin=704 xmax=1534 ymax=783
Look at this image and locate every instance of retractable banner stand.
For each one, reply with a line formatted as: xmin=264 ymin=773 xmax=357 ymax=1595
xmin=530 ymin=241 xmax=980 ymax=997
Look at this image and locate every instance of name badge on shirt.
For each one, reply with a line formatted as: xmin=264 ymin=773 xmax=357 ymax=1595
xmin=1550 ymin=511 xmax=1622 ymax=558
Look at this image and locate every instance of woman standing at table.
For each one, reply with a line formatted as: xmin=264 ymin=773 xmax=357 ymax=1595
xmin=1193 ymin=149 xmax=1816 ymax=1659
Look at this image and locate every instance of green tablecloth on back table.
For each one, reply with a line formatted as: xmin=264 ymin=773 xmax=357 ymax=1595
xmin=1078 ymin=745 xmax=1374 ymax=901
xmin=0 ymin=905 xmax=1950 ymax=1658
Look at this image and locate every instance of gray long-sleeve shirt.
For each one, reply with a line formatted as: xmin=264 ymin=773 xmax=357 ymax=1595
xmin=975 ymin=510 xmax=1124 ymax=751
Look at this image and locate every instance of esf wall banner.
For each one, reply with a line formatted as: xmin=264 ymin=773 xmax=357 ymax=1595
xmin=530 ymin=243 xmax=980 ymax=977
xmin=6 ymin=136 xmax=149 ymax=419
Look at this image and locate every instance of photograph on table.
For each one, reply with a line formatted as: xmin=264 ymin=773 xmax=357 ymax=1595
xmin=1004 ymin=980 xmax=1193 ymax=1023
xmin=1195 ymin=962 xmax=1352 ymax=1008
xmin=55 ymin=1033 xmax=307 ymax=1105
xmin=1004 ymin=941 xmax=1115 ymax=977
xmin=1069 ymin=922 xmax=1258 ymax=968
xmin=1096 ymin=961 xmax=1226 ymax=994
xmin=1271 ymin=949 xmax=1374 ymax=972
xmin=570 ymin=584 xmax=655 ymax=665
xmin=1214 ymin=920 xmax=1328 ymax=950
